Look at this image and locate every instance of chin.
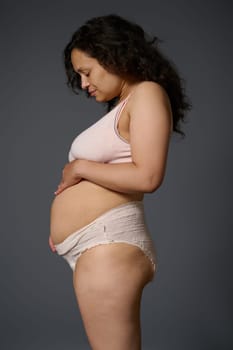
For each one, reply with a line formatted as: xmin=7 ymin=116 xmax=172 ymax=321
xmin=95 ymin=92 xmax=112 ymax=103
xmin=95 ymin=95 xmax=106 ymax=102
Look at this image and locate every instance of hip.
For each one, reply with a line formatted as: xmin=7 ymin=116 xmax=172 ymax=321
xmin=54 ymin=200 xmax=157 ymax=275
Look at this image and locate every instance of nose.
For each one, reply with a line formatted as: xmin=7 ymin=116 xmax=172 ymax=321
xmin=81 ymin=75 xmax=90 ymax=90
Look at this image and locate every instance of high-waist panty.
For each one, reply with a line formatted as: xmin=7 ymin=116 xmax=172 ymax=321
xmin=54 ymin=201 xmax=157 ymax=280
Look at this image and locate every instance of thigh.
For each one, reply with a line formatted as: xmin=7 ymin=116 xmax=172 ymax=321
xmin=72 ymin=243 xmax=152 ymax=350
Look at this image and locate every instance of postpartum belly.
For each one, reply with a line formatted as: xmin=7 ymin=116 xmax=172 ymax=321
xmin=50 ymin=180 xmax=144 ymax=244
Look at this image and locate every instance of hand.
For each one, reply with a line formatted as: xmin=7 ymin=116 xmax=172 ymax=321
xmin=54 ymin=159 xmax=83 ymax=195
xmin=49 ymin=235 xmax=56 ymax=253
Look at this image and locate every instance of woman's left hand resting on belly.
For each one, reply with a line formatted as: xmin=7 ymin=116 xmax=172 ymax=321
xmin=54 ymin=82 xmax=173 ymax=196
xmin=54 ymin=160 xmax=83 ymax=195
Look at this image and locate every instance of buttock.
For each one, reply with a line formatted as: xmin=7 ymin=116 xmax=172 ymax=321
xmin=54 ymin=201 xmax=158 ymax=280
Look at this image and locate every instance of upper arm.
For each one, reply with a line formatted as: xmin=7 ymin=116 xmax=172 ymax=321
xmin=129 ymin=81 xmax=173 ymax=191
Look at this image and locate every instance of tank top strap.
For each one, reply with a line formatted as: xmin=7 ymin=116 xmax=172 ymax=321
xmin=115 ymin=94 xmax=130 ymax=122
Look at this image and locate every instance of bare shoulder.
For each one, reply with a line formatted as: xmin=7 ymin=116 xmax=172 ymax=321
xmin=130 ymin=81 xmax=170 ymax=107
xmin=128 ymin=81 xmax=173 ymax=132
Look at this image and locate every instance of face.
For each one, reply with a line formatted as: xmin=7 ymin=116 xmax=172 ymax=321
xmin=71 ymin=49 xmax=126 ymax=102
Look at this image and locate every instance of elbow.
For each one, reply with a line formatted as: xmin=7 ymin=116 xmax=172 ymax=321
xmin=143 ymin=175 xmax=164 ymax=193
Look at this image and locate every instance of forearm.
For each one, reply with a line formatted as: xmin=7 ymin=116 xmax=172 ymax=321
xmin=77 ymin=160 xmax=158 ymax=194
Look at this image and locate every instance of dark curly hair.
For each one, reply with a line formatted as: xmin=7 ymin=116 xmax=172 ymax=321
xmin=64 ymin=14 xmax=192 ymax=137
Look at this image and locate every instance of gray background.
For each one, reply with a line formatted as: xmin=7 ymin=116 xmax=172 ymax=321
xmin=1 ymin=0 xmax=232 ymax=349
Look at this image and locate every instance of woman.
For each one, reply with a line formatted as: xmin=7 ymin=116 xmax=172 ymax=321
xmin=49 ymin=14 xmax=191 ymax=350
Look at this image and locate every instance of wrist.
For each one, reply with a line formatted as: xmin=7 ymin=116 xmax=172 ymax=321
xmin=74 ymin=159 xmax=88 ymax=178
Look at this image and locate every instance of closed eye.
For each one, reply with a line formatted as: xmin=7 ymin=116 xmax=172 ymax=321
xmin=75 ymin=69 xmax=90 ymax=77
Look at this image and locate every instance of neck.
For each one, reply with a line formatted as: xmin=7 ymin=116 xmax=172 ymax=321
xmin=118 ymin=81 xmax=139 ymax=103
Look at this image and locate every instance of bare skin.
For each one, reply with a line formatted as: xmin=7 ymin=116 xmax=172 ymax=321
xmin=50 ymin=48 xmax=172 ymax=349
xmin=73 ymin=244 xmax=155 ymax=350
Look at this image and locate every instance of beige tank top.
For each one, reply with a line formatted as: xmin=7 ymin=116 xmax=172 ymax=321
xmin=68 ymin=95 xmax=132 ymax=164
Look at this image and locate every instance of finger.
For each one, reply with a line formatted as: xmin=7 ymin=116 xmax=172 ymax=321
xmin=54 ymin=183 xmax=66 ymax=195
xmin=49 ymin=236 xmax=56 ymax=252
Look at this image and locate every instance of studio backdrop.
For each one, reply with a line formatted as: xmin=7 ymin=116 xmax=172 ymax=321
xmin=0 ymin=1 xmax=232 ymax=349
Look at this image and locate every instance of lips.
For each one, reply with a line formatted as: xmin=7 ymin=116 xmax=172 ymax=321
xmin=89 ymin=89 xmax=97 ymax=96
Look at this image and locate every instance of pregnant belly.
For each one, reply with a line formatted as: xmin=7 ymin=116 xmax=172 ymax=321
xmin=50 ymin=180 xmax=144 ymax=244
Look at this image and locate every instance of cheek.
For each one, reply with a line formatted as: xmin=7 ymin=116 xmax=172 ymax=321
xmin=105 ymin=75 xmax=121 ymax=89
xmin=93 ymin=74 xmax=109 ymax=89
xmin=92 ymin=72 xmax=105 ymax=86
